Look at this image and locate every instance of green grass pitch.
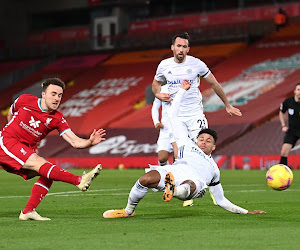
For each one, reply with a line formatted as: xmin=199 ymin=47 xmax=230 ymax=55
xmin=0 ymin=169 xmax=299 ymax=249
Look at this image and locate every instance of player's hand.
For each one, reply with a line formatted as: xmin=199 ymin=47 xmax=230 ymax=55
xmin=282 ymin=126 xmax=288 ymax=132
xmin=180 ymin=79 xmax=191 ymax=90
xmin=226 ymin=105 xmax=242 ymax=116
xmin=89 ymin=128 xmax=106 ymax=146
xmin=247 ymin=210 xmax=266 ymax=214
xmin=155 ymin=123 xmax=164 ymax=130
xmin=155 ymin=92 xmax=172 ymax=102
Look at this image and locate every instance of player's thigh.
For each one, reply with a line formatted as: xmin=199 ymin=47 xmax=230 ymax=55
xmin=23 ymin=153 xmax=48 ymax=171
xmin=152 ymin=164 xmax=196 ymax=186
xmin=157 ymin=150 xmax=170 ymax=162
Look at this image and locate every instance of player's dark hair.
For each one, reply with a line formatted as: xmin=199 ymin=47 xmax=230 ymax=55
xmin=172 ymin=32 xmax=190 ymax=46
xmin=296 ymin=83 xmax=300 ymax=88
xmin=42 ymin=78 xmax=65 ymax=91
xmin=197 ymin=128 xmax=218 ymax=144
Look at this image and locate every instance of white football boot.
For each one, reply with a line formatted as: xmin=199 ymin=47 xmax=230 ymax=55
xmin=19 ymin=210 xmax=51 ymax=221
xmin=77 ymin=164 xmax=102 ymax=191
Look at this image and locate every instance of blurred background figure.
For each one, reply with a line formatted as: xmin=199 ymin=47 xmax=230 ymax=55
xmin=274 ymin=8 xmax=288 ymax=31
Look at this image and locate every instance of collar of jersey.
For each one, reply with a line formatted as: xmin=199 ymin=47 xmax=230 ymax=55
xmin=38 ymin=98 xmax=51 ymax=113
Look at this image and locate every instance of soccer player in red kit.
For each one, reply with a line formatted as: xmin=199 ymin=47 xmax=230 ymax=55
xmin=0 ymin=78 xmax=106 ymax=220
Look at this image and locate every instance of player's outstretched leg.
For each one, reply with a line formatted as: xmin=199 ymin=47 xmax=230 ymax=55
xmin=163 ymin=172 xmax=176 ymax=202
xmin=77 ymin=164 xmax=102 ymax=191
xmin=103 ymin=209 xmax=135 ymax=218
xmin=103 ymin=178 xmax=149 ymax=218
xmin=19 ymin=210 xmax=51 ymax=221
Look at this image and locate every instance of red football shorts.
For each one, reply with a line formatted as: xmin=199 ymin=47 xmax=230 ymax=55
xmin=0 ymin=133 xmax=35 ymax=180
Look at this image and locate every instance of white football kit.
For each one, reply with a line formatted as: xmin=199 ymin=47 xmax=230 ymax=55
xmin=155 ymin=55 xmax=209 ymax=140
xmin=148 ymin=88 xmax=248 ymax=214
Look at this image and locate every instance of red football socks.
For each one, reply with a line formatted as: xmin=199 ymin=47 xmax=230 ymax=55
xmin=39 ymin=162 xmax=80 ymax=186
xmin=23 ymin=176 xmax=53 ymax=214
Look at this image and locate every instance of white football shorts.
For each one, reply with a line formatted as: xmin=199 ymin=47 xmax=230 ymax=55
xmin=179 ymin=115 xmax=208 ymax=141
xmin=146 ymin=163 xmax=207 ymax=199
xmin=156 ymin=126 xmax=173 ymax=153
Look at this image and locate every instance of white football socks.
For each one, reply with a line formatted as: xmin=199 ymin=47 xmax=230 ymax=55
xmin=125 ymin=180 xmax=148 ymax=215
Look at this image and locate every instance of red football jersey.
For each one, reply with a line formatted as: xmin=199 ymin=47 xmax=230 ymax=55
xmin=2 ymin=94 xmax=70 ymax=147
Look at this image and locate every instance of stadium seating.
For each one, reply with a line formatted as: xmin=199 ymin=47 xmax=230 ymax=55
xmin=0 ymin=54 xmax=111 ymax=130
xmin=0 ymin=59 xmax=40 ymax=77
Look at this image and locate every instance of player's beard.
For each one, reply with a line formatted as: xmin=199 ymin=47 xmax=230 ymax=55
xmin=176 ymin=53 xmax=185 ymax=63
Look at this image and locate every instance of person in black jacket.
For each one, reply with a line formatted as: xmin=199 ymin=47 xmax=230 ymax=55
xmin=279 ymin=83 xmax=300 ymax=167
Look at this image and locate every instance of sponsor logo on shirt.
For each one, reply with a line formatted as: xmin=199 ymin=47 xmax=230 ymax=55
xmin=167 ymin=79 xmax=194 ymax=85
xmin=29 ymin=116 xmax=41 ymax=128
xmin=20 ymin=121 xmax=43 ymax=137
xmin=187 ymin=69 xmax=192 ymax=74
xmin=191 ymin=146 xmax=214 ymax=165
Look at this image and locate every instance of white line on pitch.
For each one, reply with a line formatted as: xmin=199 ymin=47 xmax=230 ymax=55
xmin=0 ymin=188 xmax=299 ymax=199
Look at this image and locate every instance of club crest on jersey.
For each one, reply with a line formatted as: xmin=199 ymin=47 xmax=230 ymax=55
xmin=187 ymin=69 xmax=192 ymax=74
xmin=29 ymin=116 xmax=41 ymax=128
xmin=288 ymin=108 xmax=294 ymax=115
xmin=45 ymin=118 xmax=52 ymax=126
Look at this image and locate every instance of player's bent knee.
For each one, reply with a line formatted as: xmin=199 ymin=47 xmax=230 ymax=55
xmin=139 ymin=170 xmax=161 ymax=188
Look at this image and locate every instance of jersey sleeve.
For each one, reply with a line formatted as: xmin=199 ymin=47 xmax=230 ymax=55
xmin=209 ymin=184 xmax=248 ymax=214
xmin=168 ymin=88 xmax=189 ymax=147
xmin=151 ymin=98 xmax=161 ymax=126
xmin=198 ymin=59 xmax=211 ymax=78
xmin=11 ymin=95 xmax=25 ymax=113
xmin=154 ymin=61 xmax=166 ymax=83
xmin=57 ymin=116 xmax=71 ymax=136
xmin=280 ymin=98 xmax=288 ymax=113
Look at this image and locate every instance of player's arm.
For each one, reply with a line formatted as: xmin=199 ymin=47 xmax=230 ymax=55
xmin=62 ymin=129 xmax=106 ymax=149
xmin=152 ymin=79 xmax=171 ymax=102
xmin=204 ymin=73 xmax=242 ymax=117
xmin=209 ymin=184 xmax=266 ymax=214
xmin=151 ymin=98 xmax=164 ymax=130
xmin=279 ymin=110 xmax=288 ymax=132
xmin=169 ymin=79 xmax=191 ymax=146
xmin=7 ymin=106 xmax=13 ymax=122
xmin=279 ymin=102 xmax=288 ymax=132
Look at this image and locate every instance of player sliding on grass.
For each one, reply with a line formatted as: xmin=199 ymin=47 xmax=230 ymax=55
xmin=0 ymin=78 xmax=105 ymax=221
xmin=103 ymin=80 xmax=265 ymax=218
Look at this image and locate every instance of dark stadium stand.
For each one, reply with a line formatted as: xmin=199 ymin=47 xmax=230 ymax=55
xmin=0 ymin=59 xmax=40 ymax=77
xmin=215 ymin=116 xmax=300 ymax=156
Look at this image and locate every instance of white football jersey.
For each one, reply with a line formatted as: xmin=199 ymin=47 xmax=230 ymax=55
xmin=169 ymin=88 xmax=220 ymax=185
xmin=168 ymin=88 xmax=249 ymax=214
xmin=155 ymin=55 xmax=210 ymax=117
